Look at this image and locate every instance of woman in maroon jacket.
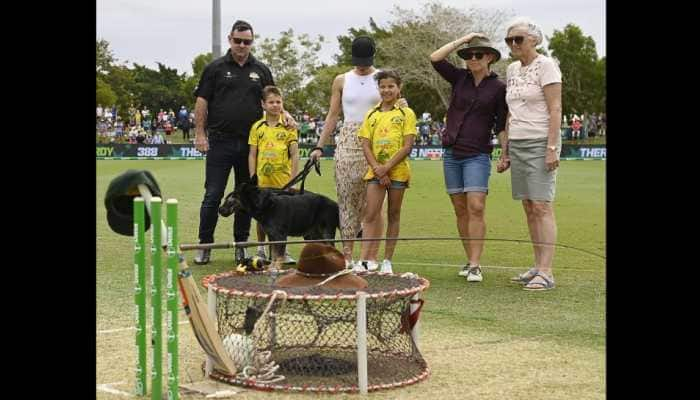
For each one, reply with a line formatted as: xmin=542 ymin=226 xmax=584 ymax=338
xmin=430 ymin=33 xmax=508 ymax=283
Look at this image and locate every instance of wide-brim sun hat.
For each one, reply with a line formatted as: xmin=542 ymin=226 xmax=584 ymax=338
xmin=456 ymin=37 xmax=501 ymax=64
xmin=275 ymin=243 xmax=368 ymax=290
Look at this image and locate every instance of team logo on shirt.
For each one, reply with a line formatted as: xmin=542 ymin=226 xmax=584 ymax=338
xmin=276 ymin=131 xmax=286 ymax=140
xmin=391 ymin=116 xmax=404 ymax=124
xmin=225 ymin=71 xmax=233 ymax=79
xmin=249 ymin=72 xmax=260 ymax=81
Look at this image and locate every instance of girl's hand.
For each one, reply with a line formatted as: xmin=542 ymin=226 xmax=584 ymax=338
xmin=373 ymin=164 xmax=389 ymax=178
xmin=379 ymin=175 xmax=392 ymax=188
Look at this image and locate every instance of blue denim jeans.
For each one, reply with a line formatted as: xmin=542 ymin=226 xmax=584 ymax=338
xmin=198 ymin=136 xmax=252 ymax=243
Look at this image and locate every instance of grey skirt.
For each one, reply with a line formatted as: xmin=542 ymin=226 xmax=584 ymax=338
xmin=509 ymin=138 xmax=560 ymax=202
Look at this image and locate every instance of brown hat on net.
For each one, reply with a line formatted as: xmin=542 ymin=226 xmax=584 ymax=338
xmin=275 ymin=243 xmax=368 ymax=290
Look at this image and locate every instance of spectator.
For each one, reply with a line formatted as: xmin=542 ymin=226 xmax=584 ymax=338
xmin=134 ymin=107 xmax=142 ymax=128
xmin=151 ymin=129 xmax=164 ymax=144
xmin=431 ymin=33 xmax=508 ymax=282
xmin=181 ymin=115 xmax=192 ymax=142
xmin=310 ymin=36 xmax=398 ymax=269
xmin=357 ymin=69 xmax=417 ymax=274
xmin=178 ymin=105 xmax=188 ymax=125
xmin=192 ymin=19 xmax=295 ymax=265
xmin=115 ymin=118 xmax=124 ymax=138
xmin=571 ymin=116 xmax=582 ymax=140
xmin=248 ymin=85 xmax=299 ymax=263
xmin=164 ymin=120 xmax=173 ymax=136
xmin=97 ymin=104 xmax=104 ymax=120
xmin=501 ymin=17 xmax=562 ymax=291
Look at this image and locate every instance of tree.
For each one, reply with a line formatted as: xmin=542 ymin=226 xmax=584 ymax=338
xmin=96 ymin=39 xmax=115 ymax=75
xmin=255 ymin=29 xmax=325 ymax=115
xmin=96 ymin=76 xmax=117 ymax=107
xmin=303 ymin=64 xmax=351 ymax=116
xmin=334 ymin=19 xmax=391 ymax=66
xmin=182 ymin=53 xmax=214 ymax=108
xmin=131 ymin=63 xmax=189 ymax=114
xmin=374 ymin=2 xmax=513 ymax=118
xmin=547 ymin=24 xmax=604 ymax=115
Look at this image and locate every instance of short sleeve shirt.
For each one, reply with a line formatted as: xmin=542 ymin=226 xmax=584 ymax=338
xmin=248 ymin=116 xmax=298 ymax=189
xmin=357 ymin=104 xmax=417 ymax=182
xmin=506 ymin=55 xmax=562 ymax=140
xmin=195 ymin=51 xmax=274 ymax=135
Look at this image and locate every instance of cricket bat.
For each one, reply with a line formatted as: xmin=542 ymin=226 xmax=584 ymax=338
xmin=177 ymin=255 xmax=237 ymax=376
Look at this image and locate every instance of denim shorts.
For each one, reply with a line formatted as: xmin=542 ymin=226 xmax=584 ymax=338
xmin=367 ymin=178 xmax=408 ymax=189
xmin=442 ymin=149 xmax=491 ymax=194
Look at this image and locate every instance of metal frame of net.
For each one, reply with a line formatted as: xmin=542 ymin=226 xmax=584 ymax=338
xmin=201 ymin=270 xmax=430 ymax=393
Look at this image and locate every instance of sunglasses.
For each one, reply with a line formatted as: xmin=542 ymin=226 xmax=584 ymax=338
xmin=504 ymin=36 xmax=525 ymax=46
xmin=232 ymin=37 xmax=253 ymax=45
xmin=463 ymin=52 xmax=485 ymax=60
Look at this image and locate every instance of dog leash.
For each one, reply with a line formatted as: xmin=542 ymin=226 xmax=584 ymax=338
xmin=280 ymin=158 xmax=321 ymax=193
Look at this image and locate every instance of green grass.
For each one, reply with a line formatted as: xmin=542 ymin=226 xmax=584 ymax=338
xmin=97 ymin=159 xmax=605 ymax=399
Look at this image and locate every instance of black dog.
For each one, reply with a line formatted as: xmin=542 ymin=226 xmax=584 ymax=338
xmin=218 ymin=175 xmax=339 ymax=261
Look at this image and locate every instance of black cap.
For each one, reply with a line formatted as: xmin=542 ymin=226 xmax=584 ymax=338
xmin=351 ymin=36 xmax=375 ymax=66
xmin=104 ymin=170 xmax=161 ymax=236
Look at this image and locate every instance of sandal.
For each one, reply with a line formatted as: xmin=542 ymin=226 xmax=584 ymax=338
xmin=523 ymin=272 xmax=555 ymax=291
xmin=510 ymin=267 xmax=538 ymax=284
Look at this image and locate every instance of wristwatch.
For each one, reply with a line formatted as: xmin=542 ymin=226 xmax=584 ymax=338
xmin=547 ymin=145 xmax=557 ymax=151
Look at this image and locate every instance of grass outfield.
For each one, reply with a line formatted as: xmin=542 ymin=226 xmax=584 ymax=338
xmin=97 ymin=159 xmax=605 ymax=399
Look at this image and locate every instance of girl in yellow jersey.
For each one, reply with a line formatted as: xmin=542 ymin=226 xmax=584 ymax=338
xmin=357 ymin=69 xmax=417 ymax=273
xmin=248 ymin=86 xmax=299 ymax=263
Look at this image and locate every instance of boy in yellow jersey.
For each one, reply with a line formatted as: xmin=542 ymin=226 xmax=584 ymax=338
xmin=357 ymin=69 xmax=417 ymax=273
xmin=248 ymin=86 xmax=299 ymax=263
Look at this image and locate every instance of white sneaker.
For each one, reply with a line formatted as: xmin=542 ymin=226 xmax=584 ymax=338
xmin=282 ymin=251 xmax=296 ymax=265
xmin=352 ymin=260 xmax=365 ymax=272
xmin=364 ymin=260 xmax=379 ymax=271
xmin=354 ymin=260 xmax=379 ymax=272
xmin=458 ymin=265 xmax=470 ymax=277
xmin=380 ymin=259 xmax=393 ymax=273
xmin=466 ymin=265 xmax=483 ymax=282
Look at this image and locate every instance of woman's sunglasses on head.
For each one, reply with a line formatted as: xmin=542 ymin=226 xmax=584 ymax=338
xmin=505 ymin=36 xmax=525 ymax=46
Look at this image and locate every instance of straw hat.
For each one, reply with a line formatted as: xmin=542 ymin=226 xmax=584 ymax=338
xmin=275 ymin=243 xmax=368 ymax=290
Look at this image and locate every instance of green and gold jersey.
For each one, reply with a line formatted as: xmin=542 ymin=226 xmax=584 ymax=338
xmin=357 ymin=103 xmax=417 ymax=182
xmin=248 ymin=116 xmax=298 ymax=189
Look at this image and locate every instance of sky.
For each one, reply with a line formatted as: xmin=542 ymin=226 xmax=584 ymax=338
xmin=96 ymin=0 xmax=605 ymax=76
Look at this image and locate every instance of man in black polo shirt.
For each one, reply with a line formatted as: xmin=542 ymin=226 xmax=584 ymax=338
xmin=193 ymin=20 xmax=293 ymax=264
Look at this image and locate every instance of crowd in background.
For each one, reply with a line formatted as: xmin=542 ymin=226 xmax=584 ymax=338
xmin=96 ymin=104 xmax=194 ymax=144
xmin=97 ymin=104 xmax=604 ymax=145
xmin=561 ymin=112 xmax=606 ymax=140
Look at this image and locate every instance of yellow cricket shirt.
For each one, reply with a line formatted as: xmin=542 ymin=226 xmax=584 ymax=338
xmin=248 ymin=116 xmax=298 ymax=188
xmin=357 ymin=103 xmax=417 ymax=182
